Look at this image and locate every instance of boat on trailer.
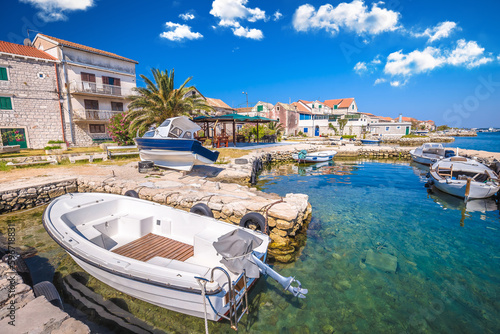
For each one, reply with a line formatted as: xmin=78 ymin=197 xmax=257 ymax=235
xmin=43 ymin=193 xmax=307 ymax=330
xmin=428 ymin=156 xmax=500 ymax=200
xmin=134 ymin=116 xmax=219 ymax=171
xmin=410 ymin=143 xmax=455 ymax=165
xmin=292 ymin=150 xmax=337 ymax=163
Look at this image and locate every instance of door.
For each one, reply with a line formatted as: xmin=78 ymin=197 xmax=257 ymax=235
xmin=1 ymin=128 xmax=27 ymax=149
xmin=406 ymin=126 xmax=410 ymax=135
xmin=315 ymin=126 xmax=320 ymax=136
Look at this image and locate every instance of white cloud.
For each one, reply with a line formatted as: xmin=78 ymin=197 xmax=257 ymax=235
xmin=380 ymin=39 xmax=493 ymax=85
xmin=210 ymin=0 xmax=267 ymax=39
xmin=179 ymin=13 xmax=195 ymax=21
xmin=390 ymin=81 xmax=401 ymax=87
xmin=160 ymin=22 xmax=203 ymax=42
xmin=233 ymin=26 xmax=263 ymax=40
xmin=374 ymin=78 xmax=386 ymax=85
xmin=20 ymin=0 xmax=93 ymax=21
xmin=354 ymin=62 xmax=368 ymax=74
xmin=273 ymin=10 xmax=282 ymax=21
xmin=292 ymin=1 xmax=400 ymax=36
xmin=412 ymin=21 xmax=459 ymax=43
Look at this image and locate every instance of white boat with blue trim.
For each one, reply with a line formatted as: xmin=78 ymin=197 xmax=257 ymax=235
xmin=292 ymin=150 xmax=337 ymax=163
xmin=134 ymin=116 xmax=219 ymax=171
xmin=410 ymin=143 xmax=455 ymax=165
xmin=43 ymin=192 xmax=307 ymax=329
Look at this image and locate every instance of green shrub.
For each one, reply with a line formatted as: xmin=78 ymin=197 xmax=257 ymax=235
xmin=48 ymin=140 xmax=65 ymax=144
xmin=342 ymin=135 xmax=356 ymax=139
xmin=44 ymin=146 xmax=61 ymax=150
xmin=108 ymin=112 xmax=134 ymax=145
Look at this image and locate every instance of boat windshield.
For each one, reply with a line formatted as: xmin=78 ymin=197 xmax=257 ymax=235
xmin=143 ymin=131 xmax=155 ymax=138
xmin=159 ymin=120 xmax=171 ymax=128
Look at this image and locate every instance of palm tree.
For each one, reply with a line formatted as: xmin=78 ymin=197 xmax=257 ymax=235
xmin=126 ymin=68 xmax=213 ymax=135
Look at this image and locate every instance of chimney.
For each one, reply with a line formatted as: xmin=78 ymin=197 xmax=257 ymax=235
xmin=398 ymin=113 xmax=402 ymax=123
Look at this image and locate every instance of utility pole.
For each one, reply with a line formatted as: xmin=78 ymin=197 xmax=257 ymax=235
xmin=242 ymin=92 xmax=248 ymax=108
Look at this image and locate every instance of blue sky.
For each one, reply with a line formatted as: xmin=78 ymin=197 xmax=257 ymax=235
xmin=3 ymin=0 xmax=500 ymax=127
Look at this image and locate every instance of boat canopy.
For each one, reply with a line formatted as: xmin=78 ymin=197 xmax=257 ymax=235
xmin=154 ymin=116 xmax=201 ymax=139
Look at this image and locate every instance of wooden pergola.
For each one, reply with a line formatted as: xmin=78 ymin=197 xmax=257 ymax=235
xmin=192 ymin=113 xmax=278 ymax=147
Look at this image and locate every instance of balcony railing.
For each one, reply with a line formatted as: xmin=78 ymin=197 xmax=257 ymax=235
xmin=73 ymin=109 xmax=121 ymax=121
xmin=69 ymin=81 xmax=134 ymax=97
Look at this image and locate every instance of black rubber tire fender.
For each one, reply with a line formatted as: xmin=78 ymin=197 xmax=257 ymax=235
xmin=2 ymin=253 xmax=33 ymax=287
xmin=239 ymin=212 xmax=269 ymax=235
xmin=124 ymin=190 xmax=139 ymax=198
xmin=190 ymin=203 xmax=214 ymax=218
xmin=33 ymin=281 xmax=64 ymax=310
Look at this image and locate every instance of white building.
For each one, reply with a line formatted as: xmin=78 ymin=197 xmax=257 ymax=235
xmin=32 ymin=34 xmax=138 ymax=146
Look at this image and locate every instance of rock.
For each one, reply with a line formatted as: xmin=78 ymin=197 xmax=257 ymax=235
xmin=365 ymin=249 xmax=398 ymax=273
xmin=333 ymin=280 xmax=351 ymax=291
xmin=234 ymin=158 xmax=248 ymax=164
xmin=332 ymin=253 xmax=342 ymax=260
xmin=268 ymin=202 xmax=298 ymax=221
xmin=53 ymin=318 xmax=91 ymax=334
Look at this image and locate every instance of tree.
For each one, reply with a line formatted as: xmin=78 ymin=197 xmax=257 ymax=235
xmin=126 ymin=68 xmax=214 ymax=135
xmin=436 ymin=125 xmax=450 ymax=131
xmin=338 ymin=118 xmax=348 ymax=136
xmin=266 ymin=121 xmax=284 ymax=136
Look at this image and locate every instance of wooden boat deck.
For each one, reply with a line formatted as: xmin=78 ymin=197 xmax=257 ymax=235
xmin=111 ymin=233 xmax=193 ymax=262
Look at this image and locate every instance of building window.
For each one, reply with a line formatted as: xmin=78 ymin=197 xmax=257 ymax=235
xmin=299 ymin=114 xmax=312 ymax=120
xmin=319 ymin=105 xmax=322 ymax=109
xmin=37 ymin=72 xmax=46 ymax=79
xmin=352 ymin=105 xmax=354 ymax=109
xmin=334 ymin=105 xmax=338 ymax=109
xmin=111 ymin=102 xmax=123 ymax=111
xmin=102 ymin=76 xmax=121 ymax=86
xmin=0 ymin=96 xmax=13 ymax=110
xmin=84 ymin=99 xmax=99 ymax=110
xmin=1 ymin=128 xmax=27 ymax=148
xmin=89 ymin=124 xmax=106 ymax=133
xmin=81 ymin=72 xmax=96 ymax=82
xmin=397 ymin=126 xmax=400 ymax=129
xmin=0 ymin=67 xmax=8 ymax=81
xmin=277 ymin=106 xmax=280 ymax=111
xmin=385 ymin=127 xmax=389 ymax=131
xmin=257 ymin=105 xmax=263 ymax=112
xmin=304 ymin=127 xmax=308 ymax=133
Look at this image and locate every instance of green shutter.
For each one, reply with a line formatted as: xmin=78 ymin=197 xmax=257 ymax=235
xmin=334 ymin=105 xmax=338 ymax=109
xmin=319 ymin=105 xmax=322 ymax=108
xmin=257 ymin=105 xmax=263 ymax=112
xmin=0 ymin=67 xmax=7 ymax=81
xmin=0 ymin=97 xmax=13 ymax=110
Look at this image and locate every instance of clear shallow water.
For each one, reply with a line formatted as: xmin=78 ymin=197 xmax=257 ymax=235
xmin=254 ymin=160 xmax=500 ymax=333
xmin=444 ymin=132 xmax=500 ymax=152
xmin=2 ymin=161 xmax=499 ymax=333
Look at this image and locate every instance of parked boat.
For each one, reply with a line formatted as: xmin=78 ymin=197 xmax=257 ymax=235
xmin=292 ymin=150 xmax=337 ymax=163
xmin=360 ymin=139 xmax=381 ymax=144
xmin=410 ymin=143 xmax=455 ymax=165
xmin=428 ymin=157 xmax=500 ymax=199
xmin=134 ymin=116 xmax=219 ymax=171
xmin=43 ymin=193 xmax=307 ymax=329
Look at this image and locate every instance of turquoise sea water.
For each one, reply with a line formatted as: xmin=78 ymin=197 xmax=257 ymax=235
xmin=251 ymin=160 xmax=500 ymax=334
xmin=444 ymin=132 xmax=500 ymax=153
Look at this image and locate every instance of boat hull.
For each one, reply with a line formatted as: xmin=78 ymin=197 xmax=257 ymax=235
xmin=292 ymin=150 xmax=337 ymax=163
xmin=410 ymin=151 xmax=439 ymax=165
xmin=430 ymin=176 xmax=499 ymax=199
xmin=135 ymin=138 xmax=219 ymax=171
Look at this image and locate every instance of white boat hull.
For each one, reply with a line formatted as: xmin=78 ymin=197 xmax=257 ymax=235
xmin=292 ymin=150 xmax=337 ymax=163
xmin=43 ymin=193 xmax=270 ymax=322
xmin=139 ymin=149 xmax=215 ymax=171
xmin=431 ymin=177 xmax=499 ymax=199
xmin=410 ymin=151 xmax=440 ymax=165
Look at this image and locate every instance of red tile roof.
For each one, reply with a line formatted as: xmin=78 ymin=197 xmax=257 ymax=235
xmin=206 ymin=98 xmax=232 ymax=110
xmin=37 ymin=34 xmax=138 ymax=63
xmin=395 ymin=116 xmax=418 ymax=122
xmin=338 ymin=98 xmax=354 ymax=108
xmin=235 ymin=107 xmax=253 ymax=113
xmin=291 ymin=102 xmax=311 ymax=113
xmin=324 ymin=98 xmax=355 ymax=108
xmin=0 ymin=40 xmax=57 ymax=61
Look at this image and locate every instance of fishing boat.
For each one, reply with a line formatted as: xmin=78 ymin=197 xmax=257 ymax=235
xmin=410 ymin=143 xmax=455 ymax=165
xmin=292 ymin=150 xmax=337 ymax=163
xmin=428 ymin=157 xmax=500 ymax=200
xmin=134 ymin=116 xmax=219 ymax=171
xmin=360 ymin=139 xmax=381 ymax=144
xmin=43 ymin=193 xmax=307 ymax=329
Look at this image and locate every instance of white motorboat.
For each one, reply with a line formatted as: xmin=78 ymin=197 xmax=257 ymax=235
xmin=292 ymin=150 xmax=337 ymax=163
xmin=410 ymin=143 xmax=455 ymax=165
xmin=135 ymin=116 xmax=219 ymax=171
xmin=43 ymin=193 xmax=307 ymax=329
xmin=429 ymin=157 xmax=500 ymax=199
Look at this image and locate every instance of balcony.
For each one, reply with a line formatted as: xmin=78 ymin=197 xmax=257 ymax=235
xmin=73 ymin=109 xmax=121 ymax=122
xmin=69 ymin=81 xmax=134 ymax=98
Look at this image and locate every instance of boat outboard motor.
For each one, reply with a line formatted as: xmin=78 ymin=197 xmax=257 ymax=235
xmin=251 ymin=254 xmax=308 ymax=298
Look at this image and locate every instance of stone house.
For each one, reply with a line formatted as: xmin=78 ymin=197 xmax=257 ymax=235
xmin=0 ymin=40 xmax=61 ymax=149
xmin=206 ymin=98 xmax=234 ymax=115
xmin=32 ymin=34 xmax=138 ymax=146
xmin=269 ymin=102 xmax=299 ymax=136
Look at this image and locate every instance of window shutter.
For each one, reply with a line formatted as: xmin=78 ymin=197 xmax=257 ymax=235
xmin=0 ymin=67 xmax=7 ymax=81
xmin=114 ymin=78 xmax=120 ymax=86
xmin=0 ymin=97 xmax=12 ymax=110
xmin=81 ymin=72 xmax=88 ymax=81
xmin=89 ymin=73 xmax=96 ymax=82
xmin=102 ymin=76 xmax=109 ymax=85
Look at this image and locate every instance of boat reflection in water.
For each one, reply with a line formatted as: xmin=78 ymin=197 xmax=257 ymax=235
xmin=427 ymin=186 xmax=499 ymax=226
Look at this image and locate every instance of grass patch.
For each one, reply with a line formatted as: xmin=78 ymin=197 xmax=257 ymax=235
xmin=0 ymin=161 xmax=12 ymax=171
xmin=401 ymin=134 xmax=429 ymax=138
xmin=215 ymin=148 xmax=248 ymax=160
xmin=0 ymin=146 xmax=106 ymax=159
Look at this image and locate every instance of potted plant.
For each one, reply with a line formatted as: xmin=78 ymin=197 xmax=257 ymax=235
xmin=47 ymin=140 xmax=68 ymax=150
xmin=44 ymin=145 xmax=63 ymax=155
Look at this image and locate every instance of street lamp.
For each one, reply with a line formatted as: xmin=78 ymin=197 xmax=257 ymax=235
xmin=242 ymin=91 xmax=248 ymax=108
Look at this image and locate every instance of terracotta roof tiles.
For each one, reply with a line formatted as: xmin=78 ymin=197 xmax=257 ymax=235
xmin=206 ymin=98 xmax=232 ymax=110
xmin=0 ymin=40 xmax=57 ymax=61
xmin=37 ymin=34 xmax=138 ymax=63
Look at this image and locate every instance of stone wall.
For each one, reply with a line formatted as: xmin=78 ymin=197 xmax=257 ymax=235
xmin=0 ymin=55 xmax=63 ymax=149
xmin=0 ymin=179 xmax=77 ymax=214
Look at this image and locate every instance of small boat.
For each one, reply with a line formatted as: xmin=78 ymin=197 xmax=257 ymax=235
xmin=428 ymin=157 xmax=500 ymax=199
xmin=43 ymin=193 xmax=307 ymax=329
xmin=134 ymin=116 xmax=219 ymax=171
xmin=292 ymin=150 xmax=337 ymax=163
xmin=360 ymin=139 xmax=381 ymax=144
xmin=410 ymin=143 xmax=455 ymax=165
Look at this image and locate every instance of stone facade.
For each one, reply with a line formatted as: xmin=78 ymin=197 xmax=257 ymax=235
xmin=0 ymin=55 xmax=62 ymax=149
